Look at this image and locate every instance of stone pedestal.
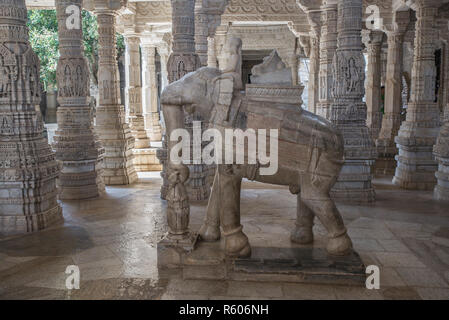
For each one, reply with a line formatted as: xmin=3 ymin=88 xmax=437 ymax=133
xmin=53 ymin=0 xmax=105 ymax=200
xmin=158 ymin=241 xmax=366 ymax=286
xmin=393 ymin=1 xmax=440 ymax=190
xmin=329 ymin=0 xmax=376 ymax=203
xmin=0 ymin=0 xmax=62 ymax=234
xmin=95 ymin=11 xmax=137 ymax=185
xmin=124 ymin=36 xmax=150 ymax=149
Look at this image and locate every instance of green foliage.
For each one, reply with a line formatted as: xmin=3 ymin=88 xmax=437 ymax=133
xmin=27 ymin=9 xmax=125 ymax=90
xmin=81 ymin=10 xmax=99 ymax=86
xmin=27 ymin=10 xmax=59 ymax=90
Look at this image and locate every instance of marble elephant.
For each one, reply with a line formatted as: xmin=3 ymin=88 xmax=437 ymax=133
xmin=161 ymin=67 xmax=353 ymax=257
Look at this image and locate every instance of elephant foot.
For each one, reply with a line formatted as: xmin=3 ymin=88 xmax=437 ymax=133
xmin=198 ymin=223 xmax=221 ymax=242
xmin=327 ymin=232 xmax=353 ymax=256
xmin=290 ymin=226 xmax=313 ymax=244
xmin=223 ymin=226 xmax=251 ymax=258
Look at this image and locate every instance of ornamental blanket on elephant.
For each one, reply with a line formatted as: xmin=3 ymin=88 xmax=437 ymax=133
xmin=245 ymin=97 xmax=345 ymax=176
xmin=209 ymin=90 xmax=345 ymax=183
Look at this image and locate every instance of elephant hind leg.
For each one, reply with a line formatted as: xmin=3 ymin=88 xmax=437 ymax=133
xmin=199 ymin=169 xmax=221 ymax=242
xmin=300 ymin=173 xmax=353 ymax=256
xmin=291 ymin=194 xmax=315 ymax=244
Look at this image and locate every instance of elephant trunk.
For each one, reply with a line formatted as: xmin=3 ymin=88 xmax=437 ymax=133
xmin=162 ymin=103 xmax=185 ymax=165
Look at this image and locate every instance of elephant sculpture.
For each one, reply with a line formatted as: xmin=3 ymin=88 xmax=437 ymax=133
xmin=161 ymin=65 xmax=353 ymax=258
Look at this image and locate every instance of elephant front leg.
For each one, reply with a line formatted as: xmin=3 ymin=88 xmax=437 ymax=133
xmin=199 ymin=169 xmax=221 ymax=242
xmin=291 ymin=194 xmax=315 ymax=244
xmin=218 ymin=165 xmax=251 ymax=258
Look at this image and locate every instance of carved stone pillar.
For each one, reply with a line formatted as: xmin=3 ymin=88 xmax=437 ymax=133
xmin=95 ymin=10 xmax=137 ymax=185
xmin=290 ymin=53 xmax=299 ymax=85
xmin=53 ymin=0 xmax=105 ymax=200
xmin=434 ymin=101 xmax=449 ymax=200
xmin=433 ymin=33 xmax=449 ymax=200
xmin=329 ymin=0 xmax=377 ymax=203
xmin=159 ymin=0 xmax=200 ymax=249
xmin=316 ymin=0 xmax=338 ymax=119
xmin=156 ymin=49 xmax=170 ymax=198
xmin=159 ymin=0 xmax=208 ymax=201
xmin=195 ymin=7 xmax=209 ymax=67
xmin=376 ymin=11 xmax=410 ymax=176
xmin=168 ymin=0 xmax=201 ymax=82
xmin=0 ymin=0 xmax=62 ymax=233
xmin=124 ymin=36 xmax=149 ymax=149
xmin=393 ymin=0 xmax=440 ymax=190
xmin=159 ymin=49 xmax=169 ymax=91
xmin=381 ymin=49 xmax=388 ymax=87
xmin=308 ymin=35 xmax=320 ymax=113
xmin=141 ymin=43 xmax=162 ymax=142
xmin=376 ymin=32 xmax=406 ymax=175
xmin=207 ymin=36 xmax=217 ymax=68
xmin=195 ymin=0 xmax=227 ymax=67
xmin=363 ymin=30 xmax=384 ymax=140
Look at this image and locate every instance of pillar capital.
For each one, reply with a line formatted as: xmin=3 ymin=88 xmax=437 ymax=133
xmin=362 ymin=30 xmax=384 ymax=48
xmin=124 ymin=35 xmax=141 ymax=46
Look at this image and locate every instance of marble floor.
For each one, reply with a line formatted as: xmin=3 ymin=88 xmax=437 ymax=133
xmin=1 ymin=172 xmax=449 ymax=300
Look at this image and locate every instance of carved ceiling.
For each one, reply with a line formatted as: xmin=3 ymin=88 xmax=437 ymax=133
xmin=23 ymin=0 xmax=449 ymax=40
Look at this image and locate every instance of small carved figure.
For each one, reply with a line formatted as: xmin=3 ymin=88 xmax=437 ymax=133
xmin=166 ymin=164 xmax=191 ymax=237
xmin=210 ymin=37 xmax=243 ymax=124
xmin=216 ymin=37 xmax=243 ymax=90
xmin=75 ymin=64 xmax=83 ymax=96
xmin=0 ymin=64 xmax=10 ymax=97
